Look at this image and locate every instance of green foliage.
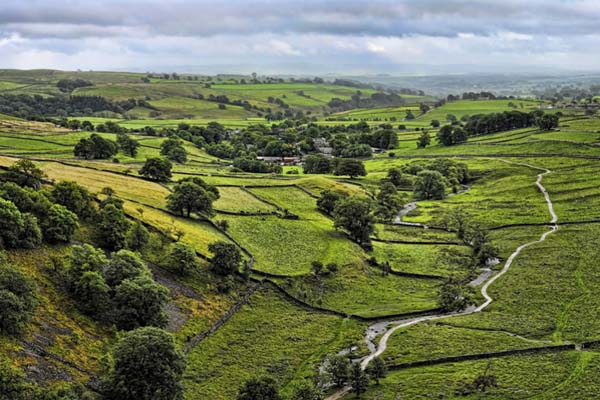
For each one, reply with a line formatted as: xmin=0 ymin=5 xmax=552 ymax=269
xmin=208 ymin=241 xmax=241 ymax=276
xmin=437 ymin=124 xmax=467 ymax=146
xmin=139 ymin=157 xmax=172 ymax=182
xmin=97 ymin=204 xmax=130 ymax=250
xmin=126 ymin=221 xmax=150 ymax=251
xmin=166 ymin=181 xmax=216 ymax=218
xmin=67 ymin=244 xmax=109 ymax=286
xmin=104 ymin=327 xmax=185 ymax=400
xmin=438 ymin=279 xmax=472 ymax=312
xmin=0 ymin=198 xmax=25 ymax=248
xmin=290 ymin=381 xmax=322 ymax=400
xmin=325 ymin=354 xmax=350 ymax=387
xmin=3 ymin=159 xmax=46 ymax=189
xmin=104 ymin=249 xmax=149 ymax=287
xmin=537 ymin=113 xmax=560 ymax=130
xmin=366 ymin=357 xmax=387 ymax=385
xmin=51 ymin=180 xmax=95 ymax=219
xmin=303 ymin=154 xmax=332 ymax=174
xmin=72 ymin=271 xmax=111 ymax=318
xmin=19 ymin=213 xmax=42 ymax=248
xmin=417 ymin=130 xmax=431 ymax=148
xmin=316 ymin=189 xmax=348 ymax=215
xmin=167 ymin=242 xmax=200 ymax=275
xmin=42 ymin=204 xmax=79 ymax=243
xmin=332 ymin=197 xmax=374 ymax=245
xmin=160 ymin=137 xmax=188 ymax=163
xmin=333 ymin=159 xmax=367 ymax=178
xmin=74 ymin=134 xmax=119 ymax=159
xmin=112 ymin=276 xmax=169 ymax=330
xmin=350 ymin=362 xmax=369 ymax=397
xmin=237 ymin=377 xmax=280 ymax=400
xmin=0 ymin=263 xmax=37 ymax=334
xmin=414 ymin=170 xmax=446 ymax=200
xmin=117 ymin=133 xmax=140 ymax=157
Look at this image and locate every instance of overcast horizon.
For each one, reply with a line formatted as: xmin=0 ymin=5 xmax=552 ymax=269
xmin=2 ymin=0 xmax=600 ymax=75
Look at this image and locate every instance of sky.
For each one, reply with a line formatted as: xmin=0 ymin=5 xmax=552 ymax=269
xmin=1 ymin=0 xmax=600 ymax=75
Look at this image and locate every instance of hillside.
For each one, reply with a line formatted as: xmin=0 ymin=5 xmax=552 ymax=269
xmin=1 ymin=87 xmax=600 ymax=400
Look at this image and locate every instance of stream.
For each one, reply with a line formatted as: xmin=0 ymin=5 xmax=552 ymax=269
xmin=325 ymin=162 xmax=558 ymax=399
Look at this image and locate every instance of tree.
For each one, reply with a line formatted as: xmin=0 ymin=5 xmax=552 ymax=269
xmin=166 ymin=181 xmax=216 ymax=218
xmin=536 ymin=113 xmax=559 ymax=131
xmin=167 ymin=243 xmax=200 ymax=275
xmin=18 ymin=213 xmax=42 ymax=249
xmin=74 ymin=134 xmax=118 ymax=159
xmin=103 ymin=327 xmax=185 ymax=400
xmin=438 ymin=279 xmax=472 ymax=312
xmin=326 ymin=355 xmax=350 ymax=387
xmin=104 ymin=250 xmax=149 ymax=287
xmin=430 ymin=119 xmax=440 ymax=128
xmin=317 ymin=190 xmax=348 ymax=215
xmin=208 ymin=241 xmax=241 ymax=276
xmin=367 ymin=357 xmax=387 ymax=385
xmin=385 ymin=168 xmax=404 ymax=187
xmin=0 ymin=198 xmax=25 ymax=248
xmin=139 ymin=158 xmax=172 ymax=182
xmin=67 ymin=244 xmax=110 ymax=287
xmin=303 ymin=154 xmax=332 ymax=174
xmin=41 ymin=204 xmax=79 ymax=243
xmin=237 ymin=377 xmax=280 ymax=400
xmin=414 ymin=170 xmax=446 ymax=200
xmin=290 ymin=381 xmax=322 ymax=400
xmin=117 ymin=134 xmax=140 ymax=157
xmin=350 ymin=363 xmax=369 ymax=398
xmin=51 ymin=181 xmax=95 ymax=219
xmin=3 ymin=159 xmax=46 ymax=189
xmin=437 ymin=125 xmax=467 ymax=146
xmin=333 ymin=198 xmax=374 ymax=245
xmin=0 ymin=264 xmax=37 ymax=334
xmin=334 ymin=159 xmax=367 ymax=179
xmin=417 ymin=131 xmax=431 ymax=148
xmin=160 ymin=137 xmax=188 ymax=163
xmin=72 ymin=271 xmax=111 ymax=318
xmin=97 ymin=204 xmax=130 ymax=251
xmin=112 ymin=276 xmax=168 ymax=330
xmin=126 ymin=221 xmax=150 ymax=251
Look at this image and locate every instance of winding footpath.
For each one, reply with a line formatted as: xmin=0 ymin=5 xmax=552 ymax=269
xmin=326 ymin=161 xmax=558 ymax=400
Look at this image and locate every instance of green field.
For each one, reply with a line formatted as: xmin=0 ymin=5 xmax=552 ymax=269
xmin=3 ymin=79 xmax=600 ymax=400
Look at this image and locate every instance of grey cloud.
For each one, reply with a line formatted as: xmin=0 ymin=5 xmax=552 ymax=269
xmin=2 ymin=0 xmax=600 ymax=39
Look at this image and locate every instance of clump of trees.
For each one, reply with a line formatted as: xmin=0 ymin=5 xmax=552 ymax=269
xmin=66 ymin=244 xmax=168 ymax=330
xmin=117 ymin=133 xmax=140 ymax=157
xmin=74 ymin=134 xmax=119 ymax=159
xmin=160 ymin=137 xmax=188 ymax=163
xmin=437 ymin=125 xmax=467 ymax=146
xmin=303 ymin=154 xmax=332 ymax=174
xmin=102 ymin=327 xmax=185 ymax=400
xmin=166 ymin=242 xmax=200 ymax=275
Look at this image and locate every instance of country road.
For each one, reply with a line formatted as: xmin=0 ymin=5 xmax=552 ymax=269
xmin=326 ymin=161 xmax=558 ymax=399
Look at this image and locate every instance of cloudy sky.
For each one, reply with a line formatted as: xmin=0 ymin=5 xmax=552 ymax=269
xmin=1 ymin=0 xmax=600 ymax=75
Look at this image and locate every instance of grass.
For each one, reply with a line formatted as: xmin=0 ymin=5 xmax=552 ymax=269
xmin=358 ymin=351 xmax=582 ymax=399
xmin=382 ymin=322 xmax=547 ymax=365
xmin=213 ymin=187 xmax=278 ymax=213
xmin=182 ymin=286 xmax=365 ymax=400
